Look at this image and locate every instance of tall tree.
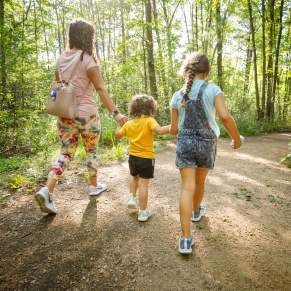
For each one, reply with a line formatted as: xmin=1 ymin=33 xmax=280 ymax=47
xmin=215 ymin=0 xmax=223 ymax=89
xmin=144 ymin=0 xmax=158 ymax=99
xmin=248 ymin=0 xmax=261 ymax=119
xmin=0 ymin=0 xmax=6 ymax=108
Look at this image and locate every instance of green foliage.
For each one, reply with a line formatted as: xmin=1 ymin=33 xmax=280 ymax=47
xmin=99 ymin=113 xmax=118 ymax=146
xmin=281 ymin=142 xmax=291 ymax=168
xmin=0 ymin=157 xmax=26 ymax=174
xmin=8 ymin=175 xmax=26 ymax=190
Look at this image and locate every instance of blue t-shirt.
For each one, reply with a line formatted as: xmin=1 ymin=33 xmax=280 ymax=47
xmin=170 ymin=80 xmax=222 ymax=137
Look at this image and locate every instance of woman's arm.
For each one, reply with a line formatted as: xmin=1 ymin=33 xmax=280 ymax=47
xmin=215 ymin=93 xmax=241 ymax=149
xmin=169 ymin=108 xmax=179 ymax=135
xmin=87 ymin=66 xmax=127 ymax=126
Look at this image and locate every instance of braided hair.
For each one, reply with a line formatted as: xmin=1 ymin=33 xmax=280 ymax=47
xmin=179 ymin=52 xmax=210 ymax=105
xmin=69 ymin=20 xmax=96 ymax=62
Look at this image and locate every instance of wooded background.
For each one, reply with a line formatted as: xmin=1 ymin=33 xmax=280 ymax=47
xmin=0 ymin=0 xmax=290 ymax=157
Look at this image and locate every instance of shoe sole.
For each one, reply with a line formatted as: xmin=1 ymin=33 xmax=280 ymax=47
xmin=127 ymin=203 xmax=138 ymax=210
xmin=89 ymin=186 xmax=108 ymax=196
xmin=35 ymin=193 xmax=56 ymax=214
xmin=138 ymin=214 xmax=151 ymax=222
xmin=179 ymin=248 xmax=193 ymax=254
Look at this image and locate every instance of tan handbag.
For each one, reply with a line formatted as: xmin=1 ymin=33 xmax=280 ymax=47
xmin=47 ymin=53 xmax=81 ymax=119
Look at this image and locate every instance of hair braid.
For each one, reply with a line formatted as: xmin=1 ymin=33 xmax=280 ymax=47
xmin=179 ymin=52 xmax=210 ymax=106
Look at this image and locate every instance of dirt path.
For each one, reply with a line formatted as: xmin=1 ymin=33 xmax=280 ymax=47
xmin=0 ymin=133 xmax=291 ymax=291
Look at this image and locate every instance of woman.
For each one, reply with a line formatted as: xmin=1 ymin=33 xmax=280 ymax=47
xmin=35 ymin=20 xmax=127 ymax=214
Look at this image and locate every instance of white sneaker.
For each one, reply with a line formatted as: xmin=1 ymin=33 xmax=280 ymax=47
xmin=35 ymin=187 xmax=57 ymax=214
xmin=89 ymin=182 xmax=108 ymax=196
xmin=127 ymin=194 xmax=138 ymax=209
xmin=191 ymin=202 xmax=206 ymax=222
xmin=138 ymin=208 xmax=151 ymax=222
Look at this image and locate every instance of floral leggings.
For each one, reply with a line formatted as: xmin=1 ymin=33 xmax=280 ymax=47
xmin=48 ymin=115 xmax=100 ymax=180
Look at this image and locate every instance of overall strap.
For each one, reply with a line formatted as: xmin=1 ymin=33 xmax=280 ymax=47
xmin=197 ymin=81 xmax=208 ymax=101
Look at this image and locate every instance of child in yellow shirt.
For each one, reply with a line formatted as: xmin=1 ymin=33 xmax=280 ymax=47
xmin=116 ymin=95 xmax=170 ymax=221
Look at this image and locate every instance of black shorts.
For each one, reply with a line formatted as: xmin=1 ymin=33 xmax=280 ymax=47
xmin=128 ymin=155 xmax=155 ymax=179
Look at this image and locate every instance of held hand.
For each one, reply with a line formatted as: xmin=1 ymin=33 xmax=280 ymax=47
xmin=115 ymin=113 xmax=128 ymax=127
xmin=231 ymin=135 xmax=244 ymax=149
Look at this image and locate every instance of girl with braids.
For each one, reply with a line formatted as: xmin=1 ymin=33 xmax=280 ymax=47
xmin=35 ymin=20 xmax=127 ymax=214
xmin=169 ymin=52 xmax=242 ymax=254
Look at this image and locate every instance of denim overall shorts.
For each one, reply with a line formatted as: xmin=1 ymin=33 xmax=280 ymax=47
xmin=176 ymin=81 xmax=217 ymax=169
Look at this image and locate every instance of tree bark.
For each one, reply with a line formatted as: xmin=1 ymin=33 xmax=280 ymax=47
xmin=261 ymin=0 xmax=266 ymax=117
xmin=0 ymin=0 xmax=6 ymax=108
xmin=248 ymin=0 xmax=261 ymax=119
xmin=265 ymin=0 xmax=275 ymax=120
xmin=152 ymin=0 xmax=168 ymax=98
xmin=215 ymin=0 xmax=223 ymax=89
xmin=272 ymin=0 xmax=284 ymax=116
xmin=144 ymin=0 xmax=158 ymax=99
xmin=243 ymin=34 xmax=252 ymax=95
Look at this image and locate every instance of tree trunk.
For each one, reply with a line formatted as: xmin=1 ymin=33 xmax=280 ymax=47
xmin=144 ymin=0 xmax=158 ymax=99
xmin=243 ymin=34 xmax=252 ymax=95
xmin=265 ymin=0 xmax=275 ymax=120
xmin=261 ymin=0 xmax=266 ymax=117
xmin=0 ymin=0 xmax=6 ymax=109
xmin=120 ymin=0 xmax=127 ymax=64
xmin=248 ymin=0 xmax=261 ymax=119
xmin=152 ymin=0 xmax=168 ymax=98
xmin=215 ymin=0 xmax=223 ymax=89
xmin=272 ymin=0 xmax=284 ymax=118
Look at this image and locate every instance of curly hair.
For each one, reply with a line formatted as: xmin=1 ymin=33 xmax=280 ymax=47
xmin=69 ymin=20 xmax=96 ymax=61
xmin=179 ymin=52 xmax=210 ymax=102
xmin=129 ymin=95 xmax=157 ymax=117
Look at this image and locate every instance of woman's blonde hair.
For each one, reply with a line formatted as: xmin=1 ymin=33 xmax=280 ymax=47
xmin=128 ymin=95 xmax=157 ymax=117
xmin=179 ymin=52 xmax=210 ymax=99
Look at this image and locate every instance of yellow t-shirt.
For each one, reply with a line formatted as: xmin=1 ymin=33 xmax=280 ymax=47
xmin=117 ymin=116 xmax=158 ymax=159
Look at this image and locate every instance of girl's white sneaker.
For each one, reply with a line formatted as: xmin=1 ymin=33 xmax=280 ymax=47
xmin=127 ymin=194 xmax=138 ymax=209
xmin=138 ymin=208 xmax=151 ymax=222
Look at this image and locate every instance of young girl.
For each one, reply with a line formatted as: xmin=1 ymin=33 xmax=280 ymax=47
xmin=169 ymin=52 xmax=242 ymax=254
xmin=116 ymin=95 xmax=169 ymax=222
xmin=35 ymin=20 xmax=127 ymax=214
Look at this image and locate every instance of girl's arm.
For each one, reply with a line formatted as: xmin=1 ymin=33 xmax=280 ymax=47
xmin=87 ymin=66 xmax=127 ymax=126
xmin=215 ymin=93 xmax=241 ymax=149
xmin=169 ymin=108 xmax=179 ymax=135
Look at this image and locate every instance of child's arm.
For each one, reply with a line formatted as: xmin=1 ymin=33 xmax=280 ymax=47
xmin=115 ymin=122 xmax=128 ymax=140
xmin=215 ymin=93 xmax=241 ymax=149
xmin=154 ymin=125 xmax=170 ymax=135
xmin=169 ymin=108 xmax=179 ymax=135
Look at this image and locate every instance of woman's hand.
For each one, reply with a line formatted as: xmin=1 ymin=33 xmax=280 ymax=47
xmin=114 ymin=113 xmax=128 ymax=127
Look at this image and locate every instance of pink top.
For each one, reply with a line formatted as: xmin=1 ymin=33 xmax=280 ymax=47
xmin=56 ymin=49 xmax=98 ymax=118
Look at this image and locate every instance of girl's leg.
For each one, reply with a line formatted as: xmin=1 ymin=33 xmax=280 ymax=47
xmin=180 ymin=168 xmax=196 ymax=237
xmin=138 ymin=178 xmax=150 ymax=210
xmin=130 ymin=175 xmax=139 ymax=196
xmin=47 ymin=123 xmax=79 ymax=193
xmin=193 ymin=168 xmax=209 ymax=212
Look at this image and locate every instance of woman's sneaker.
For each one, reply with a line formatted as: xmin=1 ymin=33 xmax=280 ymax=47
xmin=138 ymin=208 xmax=151 ymax=222
xmin=127 ymin=194 xmax=138 ymax=209
xmin=35 ymin=187 xmax=57 ymax=214
xmin=191 ymin=202 xmax=206 ymax=222
xmin=89 ymin=182 xmax=108 ymax=196
xmin=178 ymin=237 xmax=193 ymax=254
